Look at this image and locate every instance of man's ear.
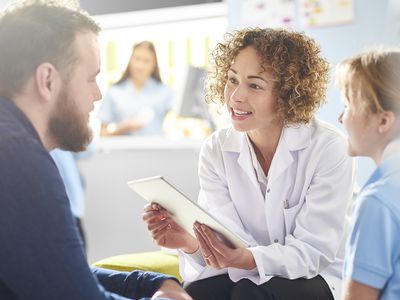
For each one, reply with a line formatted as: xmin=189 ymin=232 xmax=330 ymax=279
xmin=378 ymin=110 xmax=396 ymax=134
xmin=34 ymin=62 xmax=60 ymax=102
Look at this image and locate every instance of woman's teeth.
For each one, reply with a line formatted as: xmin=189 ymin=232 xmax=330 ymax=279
xmin=233 ymin=109 xmax=252 ymax=116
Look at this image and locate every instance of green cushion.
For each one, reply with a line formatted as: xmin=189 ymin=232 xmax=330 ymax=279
xmin=93 ymin=251 xmax=182 ymax=282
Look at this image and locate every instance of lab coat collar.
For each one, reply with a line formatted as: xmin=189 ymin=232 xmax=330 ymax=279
xmin=267 ymin=123 xmax=313 ymax=183
xmin=221 ymin=123 xmax=313 ymax=183
xmin=221 ymin=122 xmax=313 ymax=153
xmin=282 ymin=122 xmax=313 ymax=151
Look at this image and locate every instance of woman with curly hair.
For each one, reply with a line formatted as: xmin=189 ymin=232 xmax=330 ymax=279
xmin=143 ymin=28 xmax=355 ymax=300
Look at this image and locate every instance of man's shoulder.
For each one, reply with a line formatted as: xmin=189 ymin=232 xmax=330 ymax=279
xmin=0 ymin=119 xmax=41 ymax=155
xmin=0 ymin=115 xmax=52 ymax=177
xmin=0 ymin=120 xmax=64 ymax=212
xmin=0 ymin=99 xmax=38 ymax=145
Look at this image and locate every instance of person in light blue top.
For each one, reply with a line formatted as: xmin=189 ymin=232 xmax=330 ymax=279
xmin=337 ymin=49 xmax=400 ymax=300
xmin=50 ymin=149 xmax=87 ymax=248
xmin=98 ymin=41 xmax=173 ymax=136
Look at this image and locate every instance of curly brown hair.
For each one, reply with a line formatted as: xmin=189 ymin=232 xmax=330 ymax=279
xmin=206 ymin=28 xmax=329 ymax=125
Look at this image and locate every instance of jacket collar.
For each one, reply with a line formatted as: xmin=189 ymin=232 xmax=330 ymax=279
xmin=0 ymin=96 xmax=42 ymax=144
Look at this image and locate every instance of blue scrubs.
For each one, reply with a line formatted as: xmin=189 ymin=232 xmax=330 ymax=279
xmin=98 ymin=78 xmax=173 ymax=136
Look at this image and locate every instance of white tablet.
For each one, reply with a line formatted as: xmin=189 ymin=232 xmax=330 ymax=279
xmin=128 ymin=176 xmax=249 ymax=249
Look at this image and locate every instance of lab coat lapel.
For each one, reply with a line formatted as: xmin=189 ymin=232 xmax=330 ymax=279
xmin=222 ymin=129 xmax=261 ymax=192
xmin=265 ymin=124 xmax=312 ymax=243
xmin=268 ymin=135 xmax=294 ymax=184
xmin=268 ymin=124 xmax=312 ymax=184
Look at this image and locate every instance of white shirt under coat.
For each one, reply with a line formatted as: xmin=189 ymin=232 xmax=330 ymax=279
xmin=178 ymin=118 xmax=356 ymax=300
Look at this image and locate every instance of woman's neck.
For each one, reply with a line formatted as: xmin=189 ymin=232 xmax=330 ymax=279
xmin=132 ymin=77 xmax=147 ymax=90
xmin=247 ymin=123 xmax=283 ymax=174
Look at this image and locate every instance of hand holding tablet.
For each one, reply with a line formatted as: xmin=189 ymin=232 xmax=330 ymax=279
xmin=128 ymin=176 xmax=249 ymax=249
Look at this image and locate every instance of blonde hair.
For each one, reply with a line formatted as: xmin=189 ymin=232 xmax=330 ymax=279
xmin=206 ymin=28 xmax=329 ymax=125
xmin=336 ymin=48 xmax=400 ymax=115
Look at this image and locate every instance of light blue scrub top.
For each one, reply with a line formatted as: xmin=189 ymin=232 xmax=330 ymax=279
xmin=98 ymin=78 xmax=173 ymax=136
xmin=344 ymin=153 xmax=400 ymax=300
xmin=50 ymin=149 xmax=85 ymax=218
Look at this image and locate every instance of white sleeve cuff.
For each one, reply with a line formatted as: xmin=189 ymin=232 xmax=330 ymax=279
xmin=180 ymin=248 xmax=206 ymax=266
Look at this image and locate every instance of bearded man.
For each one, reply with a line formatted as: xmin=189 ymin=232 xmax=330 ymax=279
xmin=0 ymin=1 xmax=191 ymax=300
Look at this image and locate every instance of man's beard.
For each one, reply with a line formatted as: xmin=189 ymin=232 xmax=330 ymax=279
xmin=48 ymin=85 xmax=92 ymax=152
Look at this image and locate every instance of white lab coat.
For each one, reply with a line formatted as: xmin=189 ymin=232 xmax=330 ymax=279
xmin=178 ymin=119 xmax=355 ymax=300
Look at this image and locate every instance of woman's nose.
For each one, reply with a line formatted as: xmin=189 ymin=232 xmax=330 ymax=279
xmin=338 ymin=111 xmax=344 ymax=124
xmin=231 ymin=85 xmax=246 ymax=103
xmin=94 ymin=82 xmax=102 ymax=102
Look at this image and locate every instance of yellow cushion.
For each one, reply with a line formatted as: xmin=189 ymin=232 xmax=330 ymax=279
xmin=93 ymin=251 xmax=182 ymax=282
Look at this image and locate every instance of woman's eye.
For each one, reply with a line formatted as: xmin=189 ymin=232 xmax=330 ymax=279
xmin=228 ymin=77 xmax=237 ymax=84
xmin=250 ymin=83 xmax=261 ymax=90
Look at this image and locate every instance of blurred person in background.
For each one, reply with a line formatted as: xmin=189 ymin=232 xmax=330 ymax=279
xmin=98 ymin=41 xmax=173 ymax=136
xmin=51 ymin=149 xmax=87 ymax=250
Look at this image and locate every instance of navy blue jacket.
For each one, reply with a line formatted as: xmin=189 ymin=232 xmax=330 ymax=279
xmin=0 ymin=97 xmax=174 ymax=300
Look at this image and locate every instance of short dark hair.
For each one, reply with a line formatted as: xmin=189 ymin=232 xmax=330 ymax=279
xmin=206 ymin=28 xmax=329 ymax=125
xmin=0 ymin=0 xmax=100 ymax=99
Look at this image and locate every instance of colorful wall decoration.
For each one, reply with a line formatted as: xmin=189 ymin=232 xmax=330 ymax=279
xmin=299 ymin=0 xmax=354 ymax=27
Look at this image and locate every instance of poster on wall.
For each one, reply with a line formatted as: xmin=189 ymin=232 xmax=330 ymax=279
xmin=241 ymin=0 xmax=295 ymax=28
xmin=299 ymin=0 xmax=354 ymax=27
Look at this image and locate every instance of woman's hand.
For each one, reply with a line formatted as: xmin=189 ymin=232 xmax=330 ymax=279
xmin=100 ymin=118 xmax=144 ymax=136
xmin=143 ymin=203 xmax=199 ymax=253
xmin=194 ymin=222 xmax=256 ymax=270
xmin=122 ymin=116 xmax=146 ymax=133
